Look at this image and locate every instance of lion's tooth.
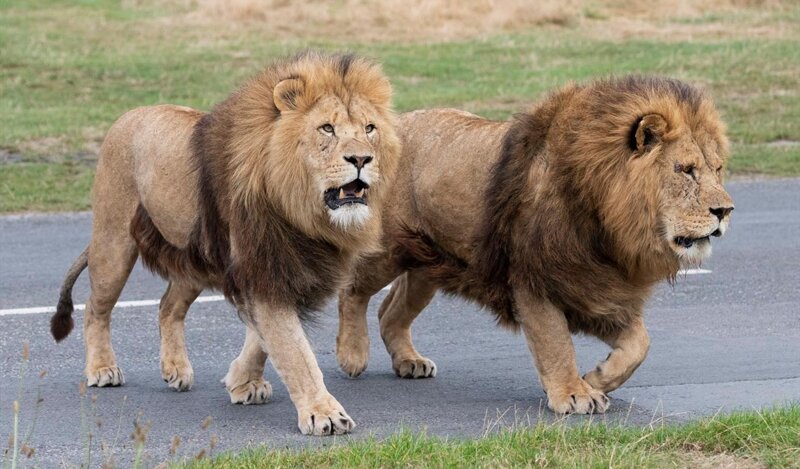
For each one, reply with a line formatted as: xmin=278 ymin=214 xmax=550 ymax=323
xmin=355 ymin=188 xmax=364 ymax=197
xmin=339 ymin=188 xmax=345 ymax=199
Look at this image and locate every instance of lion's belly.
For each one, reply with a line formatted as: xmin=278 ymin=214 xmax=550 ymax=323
xmin=131 ymin=105 xmax=203 ymax=248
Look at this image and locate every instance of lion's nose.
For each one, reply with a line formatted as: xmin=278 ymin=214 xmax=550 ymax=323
xmin=344 ymin=155 xmax=373 ymax=170
xmin=710 ymin=205 xmax=733 ymax=221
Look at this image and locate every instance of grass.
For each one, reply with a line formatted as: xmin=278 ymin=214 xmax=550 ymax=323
xmin=0 ymin=0 xmax=798 ymax=212
xmin=184 ymin=406 xmax=800 ymax=468
xmin=0 ymin=163 xmax=93 ymax=213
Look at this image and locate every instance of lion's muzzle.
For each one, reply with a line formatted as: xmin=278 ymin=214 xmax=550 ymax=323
xmin=324 ymin=179 xmax=369 ymax=210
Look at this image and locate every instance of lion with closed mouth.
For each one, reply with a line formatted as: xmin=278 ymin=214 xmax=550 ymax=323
xmin=51 ymin=51 xmax=400 ymax=435
xmin=336 ymin=76 xmax=734 ymax=415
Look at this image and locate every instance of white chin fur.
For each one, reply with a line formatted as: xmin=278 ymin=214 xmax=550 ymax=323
xmin=328 ymin=204 xmax=371 ymax=229
xmin=717 ymin=220 xmax=729 ymax=236
xmin=678 ymin=240 xmax=712 ymax=268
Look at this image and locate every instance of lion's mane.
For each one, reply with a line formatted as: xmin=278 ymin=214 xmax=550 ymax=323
xmin=394 ymin=76 xmax=725 ymax=337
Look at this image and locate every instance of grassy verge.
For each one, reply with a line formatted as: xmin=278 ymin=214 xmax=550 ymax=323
xmin=184 ymin=406 xmax=800 ymax=468
xmin=0 ymin=162 xmax=93 ymax=213
xmin=1 ymin=1 xmax=799 ymax=213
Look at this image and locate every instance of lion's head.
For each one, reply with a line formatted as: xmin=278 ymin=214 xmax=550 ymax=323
xmin=224 ymin=52 xmax=400 ymax=242
xmin=549 ymin=77 xmax=734 ymax=275
xmin=632 ymin=110 xmax=733 ymax=267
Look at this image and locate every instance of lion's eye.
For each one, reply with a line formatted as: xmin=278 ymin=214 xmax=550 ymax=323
xmin=675 ymin=163 xmax=696 ymax=180
xmin=320 ymin=124 xmax=335 ymax=135
xmin=365 ymin=124 xmax=376 ymax=134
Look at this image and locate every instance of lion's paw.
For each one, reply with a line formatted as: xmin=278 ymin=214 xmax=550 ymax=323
xmin=86 ymin=365 xmax=124 ymax=387
xmin=393 ymin=356 xmax=437 ymax=379
xmin=297 ymin=395 xmax=355 ymax=436
xmin=336 ymin=338 xmax=369 ymax=378
xmin=546 ymin=379 xmax=609 ymax=415
xmin=224 ymin=377 xmax=272 ymax=405
xmin=583 ymin=368 xmax=621 ymax=395
xmin=161 ymin=359 xmax=194 ymax=392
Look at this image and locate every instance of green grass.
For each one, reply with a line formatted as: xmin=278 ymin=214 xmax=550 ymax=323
xmin=0 ymin=162 xmax=93 ymax=212
xmin=1 ymin=1 xmax=799 ymax=212
xmin=184 ymin=406 xmax=800 ymax=468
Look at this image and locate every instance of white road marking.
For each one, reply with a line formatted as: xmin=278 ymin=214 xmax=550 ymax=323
xmin=0 ymin=295 xmax=226 ymax=317
xmin=0 ymin=271 xmax=709 ymax=317
xmin=680 ymin=268 xmax=712 ymax=275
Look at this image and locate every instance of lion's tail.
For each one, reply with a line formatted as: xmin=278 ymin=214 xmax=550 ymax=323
xmin=392 ymin=226 xmax=514 ymax=323
xmin=51 ymin=246 xmax=89 ymax=342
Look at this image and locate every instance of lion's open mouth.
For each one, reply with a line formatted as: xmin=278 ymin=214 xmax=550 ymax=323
xmin=674 ymin=227 xmax=723 ymax=249
xmin=324 ymin=179 xmax=369 ymax=210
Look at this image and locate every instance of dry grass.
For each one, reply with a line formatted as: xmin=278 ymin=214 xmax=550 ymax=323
xmin=150 ymin=0 xmax=797 ymax=42
xmin=681 ymin=451 xmax=766 ymax=469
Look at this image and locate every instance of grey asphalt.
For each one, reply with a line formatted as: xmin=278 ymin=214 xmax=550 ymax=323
xmin=1 ymin=179 xmax=799 ymax=467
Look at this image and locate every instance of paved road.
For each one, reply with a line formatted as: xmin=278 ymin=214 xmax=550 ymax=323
xmin=1 ymin=179 xmax=799 ymax=467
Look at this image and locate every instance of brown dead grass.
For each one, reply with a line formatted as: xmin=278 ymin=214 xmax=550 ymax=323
xmin=680 ymin=451 xmax=766 ymax=469
xmin=151 ymin=0 xmax=796 ymax=42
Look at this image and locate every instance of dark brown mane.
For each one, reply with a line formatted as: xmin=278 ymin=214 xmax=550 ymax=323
xmin=226 ymin=200 xmax=344 ymax=319
xmin=471 ymin=88 xmax=577 ymax=324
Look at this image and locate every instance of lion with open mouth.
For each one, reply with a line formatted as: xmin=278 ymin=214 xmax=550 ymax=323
xmin=50 ymin=51 xmax=400 ymax=435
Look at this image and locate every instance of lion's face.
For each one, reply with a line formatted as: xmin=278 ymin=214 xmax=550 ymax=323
xmin=298 ymin=95 xmax=387 ymax=229
xmin=250 ymin=58 xmax=399 ymax=240
xmin=634 ymin=115 xmax=734 ymax=267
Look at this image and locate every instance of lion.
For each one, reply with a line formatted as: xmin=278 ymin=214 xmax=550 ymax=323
xmin=335 ymin=76 xmax=734 ymax=415
xmin=50 ymin=51 xmax=400 ymax=435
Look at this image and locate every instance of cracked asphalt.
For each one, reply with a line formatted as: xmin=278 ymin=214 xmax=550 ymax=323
xmin=1 ymin=178 xmax=798 ymax=466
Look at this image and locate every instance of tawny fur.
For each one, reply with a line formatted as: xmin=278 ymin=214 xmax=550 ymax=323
xmin=132 ymin=52 xmax=400 ymax=316
xmin=393 ymin=76 xmax=732 ymax=336
xmin=51 ymin=51 xmax=400 ymax=435
xmin=337 ymin=76 xmax=734 ymax=414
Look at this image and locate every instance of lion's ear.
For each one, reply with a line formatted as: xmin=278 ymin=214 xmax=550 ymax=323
xmin=630 ymin=114 xmax=668 ymax=156
xmin=273 ymin=78 xmax=305 ymax=113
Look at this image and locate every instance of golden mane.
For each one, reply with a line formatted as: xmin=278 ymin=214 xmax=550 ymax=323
xmin=132 ymin=51 xmax=400 ymax=314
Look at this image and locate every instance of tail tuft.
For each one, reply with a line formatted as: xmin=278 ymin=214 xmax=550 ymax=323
xmin=50 ymin=246 xmax=88 ymax=342
xmin=51 ymin=297 xmax=75 ymax=342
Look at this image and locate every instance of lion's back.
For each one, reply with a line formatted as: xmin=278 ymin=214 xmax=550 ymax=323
xmin=396 ymin=109 xmax=510 ymax=259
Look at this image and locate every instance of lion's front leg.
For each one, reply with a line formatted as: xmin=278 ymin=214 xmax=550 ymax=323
xmin=515 ymin=289 xmax=609 ymax=415
xmin=223 ymin=327 xmax=272 ymax=405
xmin=250 ymin=302 xmax=355 ymax=436
xmin=583 ymin=316 xmax=650 ymax=394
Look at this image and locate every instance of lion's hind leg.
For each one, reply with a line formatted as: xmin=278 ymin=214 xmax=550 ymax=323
xmin=159 ymin=281 xmax=201 ymax=391
xmin=583 ymin=317 xmax=650 ymax=394
xmin=84 ymin=228 xmax=138 ymax=387
xmin=379 ymin=271 xmax=438 ymax=379
xmin=336 ymin=254 xmax=400 ymax=378
xmin=223 ymin=327 xmax=272 ymax=405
